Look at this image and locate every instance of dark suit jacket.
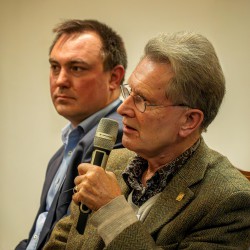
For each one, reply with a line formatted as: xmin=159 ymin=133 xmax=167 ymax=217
xmin=44 ymin=139 xmax=250 ymax=249
xmin=15 ymin=102 xmax=124 ymax=250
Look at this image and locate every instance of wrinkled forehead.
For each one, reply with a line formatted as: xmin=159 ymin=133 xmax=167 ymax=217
xmin=129 ymin=57 xmax=174 ymax=87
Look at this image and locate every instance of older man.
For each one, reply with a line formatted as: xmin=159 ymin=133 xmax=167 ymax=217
xmin=45 ymin=31 xmax=250 ymax=249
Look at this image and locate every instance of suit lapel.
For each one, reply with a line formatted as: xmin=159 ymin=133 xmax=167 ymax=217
xmin=41 ymin=147 xmax=64 ymax=203
xmin=57 ymin=148 xmax=83 ymax=208
xmin=141 ymin=138 xmax=210 ymax=234
xmin=143 ymin=175 xmax=195 ymax=234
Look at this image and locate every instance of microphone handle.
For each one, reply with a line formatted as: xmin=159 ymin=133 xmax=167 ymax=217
xmin=76 ymin=204 xmax=91 ymax=234
xmin=76 ymin=148 xmax=110 ymax=234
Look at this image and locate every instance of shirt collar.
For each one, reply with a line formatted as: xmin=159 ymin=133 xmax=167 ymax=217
xmin=122 ymin=138 xmax=201 ymax=206
xmin=61 ymin=98 xmax=121 ymax=145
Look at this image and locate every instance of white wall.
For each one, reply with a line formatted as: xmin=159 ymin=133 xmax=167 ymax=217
xmin=1 ymin=0 xmax=249 ymax=249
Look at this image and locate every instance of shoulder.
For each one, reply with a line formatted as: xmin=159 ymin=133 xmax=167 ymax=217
xmin=183 ymin=139 xmax=250 ymax=212
xmin=197 ymin=139 xmax=250 ymax=191
xmin=106 ymin=148 xmax=136 ymax=172
xmin=177 ymin=138 xmax=250 ymax=206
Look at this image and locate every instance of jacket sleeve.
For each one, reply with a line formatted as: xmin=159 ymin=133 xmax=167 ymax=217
xmin=43 ymin=202 xmax=76 ymax=250
xmin=105 ymin=190 xmax=250 ymax=250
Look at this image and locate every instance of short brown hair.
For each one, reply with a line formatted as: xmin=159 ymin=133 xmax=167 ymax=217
xmin=49 ymin=19 xmax=127 ymax=82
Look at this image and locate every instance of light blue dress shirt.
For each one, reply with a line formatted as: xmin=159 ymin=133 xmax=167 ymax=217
xmin=26 ymin=99 xmax=121 ymax=249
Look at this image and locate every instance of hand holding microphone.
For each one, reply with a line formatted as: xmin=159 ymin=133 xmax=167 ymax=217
xmin=73 ymin=118 xmax=120 ymax=234
xmin=73 ymin=163 xmax=122 ymax=211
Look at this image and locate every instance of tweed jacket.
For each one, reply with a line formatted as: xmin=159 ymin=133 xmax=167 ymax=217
xmin=15 ymin=102 xmax=124 ymax=250
xmin=45 ymin=139 xmax=250 ymax=249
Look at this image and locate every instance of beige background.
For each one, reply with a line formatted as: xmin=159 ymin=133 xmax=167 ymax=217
xmin=1 ymin=0 xmax=250 ymax=249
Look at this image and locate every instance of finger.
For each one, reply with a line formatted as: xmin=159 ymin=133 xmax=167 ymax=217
xmin=77 ymin=163 xmax=89 ymax=175
xmin=74 ymin=175 xmax=83 ymax=186
xmin=106 ymin=171 xmax=117 ymax=180
xmin=72 ymin=191 xmax=81 ymax=205
xmin=72 ymin=187 xmax=94 ymax=210
xmin=74 ymin=164 xmax=96 ymax=186
xmin=73 ymin=185 xmax=78 ymax=194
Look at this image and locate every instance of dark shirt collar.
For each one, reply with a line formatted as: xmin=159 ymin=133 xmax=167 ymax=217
xmin=122 ymin=139 xmax=201 ymax=206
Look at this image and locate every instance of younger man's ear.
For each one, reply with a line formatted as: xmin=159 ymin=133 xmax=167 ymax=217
xmin=109 ymin=65 xmax=125 ymax=90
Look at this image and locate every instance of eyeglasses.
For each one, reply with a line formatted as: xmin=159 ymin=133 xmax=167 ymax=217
xmin=120 ymin=84 xmax=191 ymax=113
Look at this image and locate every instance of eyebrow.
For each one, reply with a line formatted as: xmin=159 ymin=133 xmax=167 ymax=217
xmin=128 ymin=83 xmax=144 ymax=96
xmin=49 ymin=58 xmax=57 ymax=64
xmin=49 ymin=58 xmax=90 ymax=67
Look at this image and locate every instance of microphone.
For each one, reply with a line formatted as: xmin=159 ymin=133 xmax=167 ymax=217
xmin=76 ymin=118 xmax=119 ymax=234
xmin=90 ymin=117 xmax=119 ymax=167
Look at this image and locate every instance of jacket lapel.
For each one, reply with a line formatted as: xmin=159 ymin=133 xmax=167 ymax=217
xmin=40 ymin=147 xmax=64 ymax=204
xmin=143 ymin=174 xmax=195 ymax=234
xmin=141 ymin=138 xmax=210 ymax=235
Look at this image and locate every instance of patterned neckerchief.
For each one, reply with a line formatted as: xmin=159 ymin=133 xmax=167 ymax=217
xmin=122 ymin=139 xmax=200 ymax=206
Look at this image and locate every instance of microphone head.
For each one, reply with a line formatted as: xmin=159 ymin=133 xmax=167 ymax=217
xmin=94 ymin=118 xmax=119 ymax=151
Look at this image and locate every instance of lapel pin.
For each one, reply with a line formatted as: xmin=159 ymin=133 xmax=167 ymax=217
xmin=176 ymin=192 xmax=185 ymax=201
